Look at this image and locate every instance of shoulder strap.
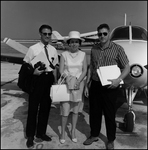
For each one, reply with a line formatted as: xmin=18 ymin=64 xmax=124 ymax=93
xmin=44 ymin=45 xmax=55 ymax=69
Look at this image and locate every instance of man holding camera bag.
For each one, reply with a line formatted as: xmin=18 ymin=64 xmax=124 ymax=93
xmin=23 ymin=24 xmax=59 ymax=148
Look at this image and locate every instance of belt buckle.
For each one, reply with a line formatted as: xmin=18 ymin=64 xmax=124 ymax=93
xmin=45 ymin=72 xmax=48 ymax=75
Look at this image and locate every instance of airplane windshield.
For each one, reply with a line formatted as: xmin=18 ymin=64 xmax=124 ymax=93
xmin=110 ymin=26 xmax=147 ymax=41
xmin=132 ymin=26 xmax=147 ymax=41
xmin=110 ymin=27 xmax=129 ymax=41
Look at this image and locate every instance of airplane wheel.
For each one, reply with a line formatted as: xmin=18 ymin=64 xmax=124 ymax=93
xmin=124 ymin=112 xmax=135 ymax=132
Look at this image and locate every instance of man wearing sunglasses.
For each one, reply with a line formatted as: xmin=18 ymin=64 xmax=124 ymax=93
xmin=83 ymin=24 xmax=130 ymax=149
xmin=23 ymin=24 xmax=59 ymax=148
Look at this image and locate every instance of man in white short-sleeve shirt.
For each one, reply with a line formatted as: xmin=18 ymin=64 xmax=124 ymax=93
xmin=24 ymin=24 xmax=59 ymax=148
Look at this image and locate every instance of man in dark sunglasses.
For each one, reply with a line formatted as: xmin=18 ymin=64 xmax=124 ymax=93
xmin=23 ymin=24 xmax=59 ymax=148
xmin=83 ymin=23 xmax=130 ymax=149
xmin=97 ymin=28 xmax=109 ymax=44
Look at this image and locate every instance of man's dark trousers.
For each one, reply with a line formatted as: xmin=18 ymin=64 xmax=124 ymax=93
xmin=89 ymin=80 xmax=119 ymax=142
xmin=26 ymin=72 xmax=54 ymax=138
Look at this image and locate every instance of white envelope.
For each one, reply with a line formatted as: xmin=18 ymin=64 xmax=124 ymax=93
xmin=30 ymin=51 xmax=49 ymax=68
xmin=97 ymin=65 xmax=124 ymax=86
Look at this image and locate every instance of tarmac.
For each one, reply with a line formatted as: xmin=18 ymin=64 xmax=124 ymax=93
xmin=1 ymin=62 xmax=147 ymax=149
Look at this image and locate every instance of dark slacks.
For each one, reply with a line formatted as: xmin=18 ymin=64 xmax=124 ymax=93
xmin=26 ymin=72 xmax=54 ymax=138
xmin=89 ymin=80 xmax=119 ymax=141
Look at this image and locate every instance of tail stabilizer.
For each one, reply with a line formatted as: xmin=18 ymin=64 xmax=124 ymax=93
xmin=52 ymin=31 xmax=65 ymax=41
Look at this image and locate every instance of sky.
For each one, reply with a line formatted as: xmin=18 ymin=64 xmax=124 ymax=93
xmin=1 ymin=1 xmax=147 ymax=40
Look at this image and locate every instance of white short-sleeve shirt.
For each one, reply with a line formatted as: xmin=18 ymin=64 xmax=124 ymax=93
xmin=23 ymin=42 xmax=59 ymax=71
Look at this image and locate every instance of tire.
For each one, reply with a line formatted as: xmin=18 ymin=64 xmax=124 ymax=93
xmin=124 ymin=112 xmax=135 ymax=132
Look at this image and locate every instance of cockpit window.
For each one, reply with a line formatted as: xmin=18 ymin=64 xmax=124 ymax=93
xmin=110 ymin=26 xmax=147 ymax=41
xmin=132 ymin=26 xmax=147 ymax=41
xmin=110 ymin=27 xmax=129 ymax=41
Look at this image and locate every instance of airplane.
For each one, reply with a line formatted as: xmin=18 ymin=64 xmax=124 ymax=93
xmin=52 ymin=30 xmax=98 ymax=44
xmin=1 ymin=14 xmax=147 ymax=132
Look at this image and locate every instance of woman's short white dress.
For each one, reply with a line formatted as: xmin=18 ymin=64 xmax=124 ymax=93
xmin=60 ymin=50 xmax=86 ymax=116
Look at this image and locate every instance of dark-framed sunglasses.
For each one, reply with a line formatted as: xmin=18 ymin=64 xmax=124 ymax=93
xmin=42 ymin=32 xmax=52 ymax=36
xmin=98 ymin=32 xmax=108 ymax=37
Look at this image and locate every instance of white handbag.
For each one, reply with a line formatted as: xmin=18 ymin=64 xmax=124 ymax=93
xmin=50 ymin=74 xmax=70 ymax=103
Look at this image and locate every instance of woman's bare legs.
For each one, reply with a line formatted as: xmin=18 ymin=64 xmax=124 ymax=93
xmin=60 ymin=102 xmax=70 ymax=140
xmin=61 ymin=115 xmax=68 ymax=140
xmin=71 ymin=113 xmax=78 ymax=139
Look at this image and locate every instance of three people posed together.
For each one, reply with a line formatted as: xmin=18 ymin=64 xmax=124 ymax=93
xmin=23 ymin=23 xmax=130 ymax=149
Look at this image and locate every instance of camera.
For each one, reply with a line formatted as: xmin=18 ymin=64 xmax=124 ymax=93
xmin=34 ymin=61 xmax=46 ymax=71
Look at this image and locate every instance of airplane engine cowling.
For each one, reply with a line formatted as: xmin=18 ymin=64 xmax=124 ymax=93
xmin=123 ymin=65 xmax=147 ymax=88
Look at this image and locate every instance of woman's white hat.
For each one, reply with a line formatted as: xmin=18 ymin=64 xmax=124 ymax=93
xmin=64 ymin=31 xmax=85 ymax=42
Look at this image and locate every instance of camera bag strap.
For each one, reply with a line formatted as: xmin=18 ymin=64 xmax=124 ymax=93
xmin=44 ymin=45 xmax=55 ymax=69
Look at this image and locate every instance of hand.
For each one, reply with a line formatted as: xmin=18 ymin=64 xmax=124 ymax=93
xmin=84 ymin=86 xmax=89 ymax=98
xmin=74 ymin=80 xmax=80 ymax=90
xmin=107 ymin=79 xmax=120 ymax=89
xmin=33 ymin=66 xmax=44 ymax=75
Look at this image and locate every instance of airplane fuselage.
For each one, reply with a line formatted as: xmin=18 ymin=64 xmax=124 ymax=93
xmin=114 ymin=40 xmax=147 ymax=89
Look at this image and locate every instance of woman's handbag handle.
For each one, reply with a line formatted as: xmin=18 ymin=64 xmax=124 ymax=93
xmin=55 ymin=73 xmax=68 ymax=92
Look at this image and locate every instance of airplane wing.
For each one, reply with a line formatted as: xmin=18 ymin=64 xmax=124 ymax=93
xmin=52 ymin=30 xmax=99 ymax=43
xmin=80 ymin=31 xmax=97 ymax=37
xmin=1 ymin=54 xmax=24 ymax=64
xmin=82 ymin=36 xmax=99 ymax=43
xmin=1 ymin=38 xmax=27 ymax=64
xmin=1 ymin=37 xmax=65 ymax=65
xmin=3 ymin=38 xmax=28 ymax=54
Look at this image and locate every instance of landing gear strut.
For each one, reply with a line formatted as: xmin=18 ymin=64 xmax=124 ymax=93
xmin=124 ymin=88 xmax=137 ymax=132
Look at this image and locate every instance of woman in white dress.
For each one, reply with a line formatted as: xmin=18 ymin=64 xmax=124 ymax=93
xmin=58 ymin=31 xmax=87 ymax=144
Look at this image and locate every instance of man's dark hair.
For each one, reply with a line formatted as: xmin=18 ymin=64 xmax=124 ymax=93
xmin=97 ymin=23 xmax=110 ymax=32
xmin=39 ymin=24 xmax=52 ymax=33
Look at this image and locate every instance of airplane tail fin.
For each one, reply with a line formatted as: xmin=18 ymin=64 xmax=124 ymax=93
xmin=124 ymin=13 xmax=127 ymax=26
xmin=52 ymin=31 xmax=64 ymax=41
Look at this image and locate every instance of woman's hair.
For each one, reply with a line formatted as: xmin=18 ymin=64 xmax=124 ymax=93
xmin=67 ymin=39 xmax=82 ymax=45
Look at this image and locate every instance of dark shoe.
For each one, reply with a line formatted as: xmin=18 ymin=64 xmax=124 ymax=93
xmin=36 ymin=134 xmax=52 ymax=142
xmin=83 ymin=136 xmax=99 ymax=145
xmin=106 ymin=141 xmax=114 ymax=149
xmin=26 ymin=137 xmax=34 ymax=148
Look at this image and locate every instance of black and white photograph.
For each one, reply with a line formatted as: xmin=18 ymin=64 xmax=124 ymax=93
xmin=1 ymin=1 xmax=147 ymax=149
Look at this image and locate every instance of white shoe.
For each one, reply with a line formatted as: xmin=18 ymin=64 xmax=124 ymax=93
xmin=72 ymin=138 xmax=77 ymax=143
xmin=60 ymin=139 xmax=66 ymax=144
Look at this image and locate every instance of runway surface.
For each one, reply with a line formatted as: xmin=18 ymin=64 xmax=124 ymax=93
xmin=1 ymin=62 xmax=147 ymax=149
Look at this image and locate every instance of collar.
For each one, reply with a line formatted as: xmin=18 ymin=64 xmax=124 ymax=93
xmin=39 ymin=41 xmax=50 ymax=49
xmin=98 ymin=41 xmax=113 ymax=50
